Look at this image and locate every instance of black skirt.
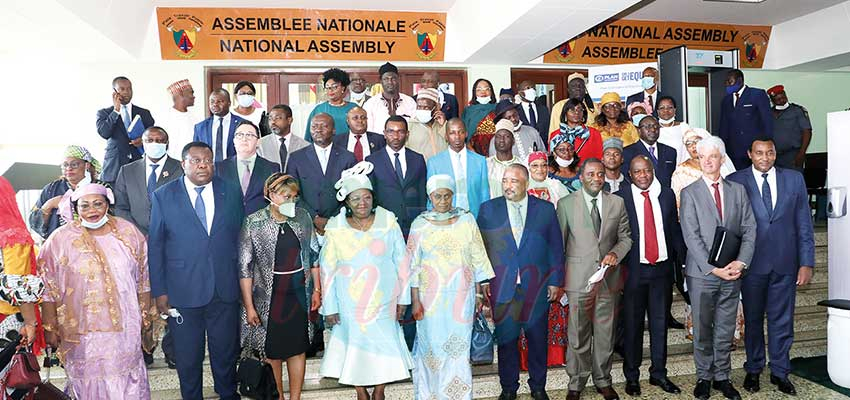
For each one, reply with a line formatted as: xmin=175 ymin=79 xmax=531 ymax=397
xmin=264 ymin=223 xmax=309 ymax=360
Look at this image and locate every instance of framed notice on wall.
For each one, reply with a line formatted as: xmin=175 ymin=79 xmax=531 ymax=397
xmin=157 ymin=8 xmax=446 ymax=61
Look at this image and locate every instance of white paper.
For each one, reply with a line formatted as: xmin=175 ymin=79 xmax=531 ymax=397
xmin=559 ymin=293 xmax=569 ymax=307
xmin=586 ymin=264 xmax=610 ymax=291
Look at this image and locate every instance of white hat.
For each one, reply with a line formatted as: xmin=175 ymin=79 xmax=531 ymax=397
xmin=335 ymin=161 xmax=374 ymax=201
xmin=426 ymin=174 xmax=455 ymax=195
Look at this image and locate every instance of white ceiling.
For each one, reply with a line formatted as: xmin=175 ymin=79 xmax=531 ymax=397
xmin=151 ymin=0 xmax=458 ymax=12
xmin=625 ymin=0 xmax=847 ymax=25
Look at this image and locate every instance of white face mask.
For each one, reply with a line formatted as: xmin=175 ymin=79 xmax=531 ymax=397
xmin=641 ymin=76 xmax=656 ymax=90
xmin=523 ymin=88 xmax=536 ymax=101
xmin=350 ymin=91 xmax=366 ymax=101
xmin=270 ymin=201 xmax=296 ymax=218
xmin=415 ymin=109 xmax=433 ymax=124
xmin=476 ymin=96 xmax=491 ymax=104
xmin=144 ymin=142 xmax=167 ymax=159
xmin=774 ymin=103 xmax=789 ymax=110
xmin=658 ymin=117 xmax=676 ymax=125
xmin=81 ymin=214 xmax=109 ymax=230
xmin=555 ymin=157 xmax=573 ymax=167
xmin=237 ymin=94 xmax=255 ymax=108
xmin=513 ymin=121 xmax=523 ymax=132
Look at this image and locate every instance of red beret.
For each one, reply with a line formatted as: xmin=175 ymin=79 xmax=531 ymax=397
xmin=767 ymin=85 xmax=784 ymax=96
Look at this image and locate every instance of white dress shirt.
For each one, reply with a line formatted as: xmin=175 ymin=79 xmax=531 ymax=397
xmin=630 ymin=180 xmax=668 ymax=264
xmin=145 ymin=155 xmax=166 ymax=183
xmin=114 ymin=103 xmax=134 ymax=124
xmin=733 ymin=85 xmax=747 ymax=107
xmin=752 ymin=166 xmax=777 ymax=209
xmin=702 ymin=175 xmax=725 ymax=216
xmin=388 ymin=146 xmax=408 ymax=178
xmin=449 ymin=148 xmax=469 ymax=209
xmin=314 ymin=144 xmax=331 ymax=174
xmin=237 ymin=154 xmax=258 ymax=183
xmin=184 ymin=176 xmax=215 ymax=234
xmin=211 ymin=113 xmax=233 ymax=158
xmin=640 ymin=139 xmax=658 ymax=159
xmin=507 ymin=194 xmax=529 ymax=283
xmin=522 ymin=101 xmax=538 ymax=123
xmin=348 ymin=132 xmax=372 ymax=158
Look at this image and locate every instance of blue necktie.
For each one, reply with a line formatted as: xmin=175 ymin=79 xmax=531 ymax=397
xmin=194 ymin=186 xmax=208 ymax=232
xmin=528 ymin=104 xmax=537 ymax=128
xmin=122 ymin=106 xmax=131 ymax=131
xmin=394 ymin=152 xmax=404 ymax=183
xmin=648 ymin=145 xmax=658 ymax=165
xmin=215 ymin=116 xmax=224 ymax=162
xmin=147 ymin=164 xmax=159 ymax=197
xmin=761 ymin=173 xmax=773 ymax=216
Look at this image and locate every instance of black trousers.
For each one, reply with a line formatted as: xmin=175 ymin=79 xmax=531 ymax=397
xmin=622 ymin=262 xmax=672 ymax=382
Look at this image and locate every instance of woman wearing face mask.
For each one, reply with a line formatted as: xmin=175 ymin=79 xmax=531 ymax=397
xmin=591 ymin=92 xmax=640 ymax=147
xmin=549 ymin=97 xmax=603 ymax=161
xmin=37 ymin=183 xmax=155 ymax=399
xmin=462 ymin=78 xmax=498 ymax=154
xmin=238 ymin=173 xmax=320 ymax=400
xmin=304 ymin=68 xmax=357 ymax=142
xmin=232 ymin=80 xmax=270 ymax=137
xmin=654 ymin=96 xmax=691 ymax=164
xmin=547 ymin=135 xmax=583 ymax=192
xmin=29 ymin=145 xmax=105 ymax=239
xmin=627 ymin=101 xmax=652 ymax=124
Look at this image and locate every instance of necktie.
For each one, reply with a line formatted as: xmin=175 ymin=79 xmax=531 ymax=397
xmin=528 ymin=103 xmax=537 ymax=128
xmin=591 ymin=198 xmax=601 ymax=238
xmin=648 ymin=145 xmax=658 ymax=165
xmin=394 ymin=152 xmax=404 ymax=183
xmin=147 ymin=164 xmax=159 ymax=197
xmin=215 ymin=116 xmax=224 ymax=162
xmin=734 ymin=92 xmax=740 ymax=107
xmin=278 ymin=137 xmax=288 ymax=171
xmin=712 ymin=182 xmax=723 ymax=221
xmin=511 ymin=202 xmax=524 ymax=245
xmin=761 ymin=173 xmax=773 ymax=216
xmin=354 ymin=134 xmax=364 ymax=162
xmin=647 ymin=95 xmax=653 ymax=108
xmin=241 ymin=160 xmax=251 ymax=195
xmin=122 ymin=106 xmax=131 ymax=131
xmin=320 ymin=148 xmax=328 ymax=174
xmin=456 ymin=152 xmax=465 ymax=178
xmin=641 ymin=191 xmax=659 ymax=264
xmin=194 ymin=186 xmax=208 ymax=232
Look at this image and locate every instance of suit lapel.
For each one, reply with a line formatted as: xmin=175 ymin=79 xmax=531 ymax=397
xmin=304 ymin=146 xmax=324 ymax=176
xmin=696 ymin=181 xmax=723 ymax=225
xmin=209 ymin=179 xmax=226 ymax=235
xmin=742 ymin=171 xmax=769 ymax=221
xmin=772 ymin=168 xmax=788 ymax=220
xmin=158 ymin=158 xmax=182 ymax=187
xmin=247 ymin=158 xmax=268 ymax=195
xmin=497 ymin=199 xmax=519 ymax=251
xmin=176 ymin=179 xmax=209 ymax=235
xmin=382 ymin=150 xmax=403 ymax=189
xmin=517 ymin=198 xmax=536 ymax=250
xmin=721 ymin=179 xmax=735 ymax=224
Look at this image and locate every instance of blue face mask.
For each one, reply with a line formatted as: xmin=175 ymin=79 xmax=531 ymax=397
xmin=632 ymin=114 xmax=647 ymax=126
xmin=726 ymin=80 xmax=743 ymax=95
xmin=640 ymin=76 xmax=656 ymax=90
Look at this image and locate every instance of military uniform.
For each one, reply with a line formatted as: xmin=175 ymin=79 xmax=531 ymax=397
xmin=772 ymin=103 xmax=811 ymax=170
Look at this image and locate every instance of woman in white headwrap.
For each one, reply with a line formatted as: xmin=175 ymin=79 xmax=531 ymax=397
xmin=318 ymin=162 xmax=413 ymax=400
xmin=406 ymin=175 xmax=494 ymax=400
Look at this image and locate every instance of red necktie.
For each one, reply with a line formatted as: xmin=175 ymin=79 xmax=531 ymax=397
xmin=641 ymin=191 xmax=659 ymax=264
xmin=734 ymin=92 xmax=739 ymax=107
xmin=353 ymin=134 xmax=364 ymax=162
xmin=712 ymin=182 xmax=723 ymax=221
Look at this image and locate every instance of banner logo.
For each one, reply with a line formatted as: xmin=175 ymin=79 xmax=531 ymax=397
xmin=742 ymin=31 xmax=769 ymax=67
xmin=555 ymin=40 xmax=578 ymax=63
xmin=161 ymin=14 xmax=204 ymax=59
xmin=411 ymin=18 xmax=444 ymax=60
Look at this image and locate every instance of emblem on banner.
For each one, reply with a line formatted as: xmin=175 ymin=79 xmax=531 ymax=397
xmin=555 ymin=39 xmax=578 ymax=63
xmin=741 ymin=31 xmax=769 ymax=67
xmin=161 ymin=14 xmax=204 ymax=59
xmin=411 ymin=18 xmax=445 ymax=60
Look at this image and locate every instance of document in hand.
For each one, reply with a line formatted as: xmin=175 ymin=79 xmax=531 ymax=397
xmin=127 ymin=114 xmax=144 ymax=140
xmin=585 ymin=264 xmax=610 ymax=291
xmin=708 ymin=226 xmax=742 ymax=268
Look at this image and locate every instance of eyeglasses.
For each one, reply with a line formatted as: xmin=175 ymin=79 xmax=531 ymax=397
xmin=602 ymin=103 xmax=622 ymax=110
xmin=269 ymin=115 xmax=288 ymax=121
xmin=350 ymin=78 xmax=366 ymax=84
xmin=684 ymin=139 xmax=702 ymax=146
xmin=430 ymin=193 xmax=453 ymax=202
xmin=78 ymin=200 xmax=107 ymax=212
xmin=61 ymin=161 xmax=85 ymax=170
xmin=566 ymin=106 xmax=585 ymax=114
xmin=325 ymin=83 xmax=342 ymax=91
xmin=657 ymin=106 xmax=675 ymax=111
xmin=234 ymin=132 xmax=259 ymax=140
xmin=186 ymin=158 xmax=213 ymax=165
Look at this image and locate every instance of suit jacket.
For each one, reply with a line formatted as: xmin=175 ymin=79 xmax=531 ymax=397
xmin=679 ymin=177 xmax=757 ymax=280
xmin=426 ymin=149 xmax=490 ymax=217
xmin=518 ymin=98 xmax=551 ymax=144
xmin=366 ymin=148 xmax=427 ymax=236
xmin=113 ymin=156 xmax=183 ymax=235
xmin=215 ymin=155 xmax=280 ymax=216
xmin=477 ymin=196 xmax=565 ymax=307
xmin=626 ymin=91 xmax=662 ymax=116
xmin=556 ymin=189 xmax=632 ymax=293
xmin=332 ymin=131 xmax=386 ymax=155
xmin=193 ymin=113 xmax=245 ymax=161
xmin=719 ymin=86 xmax=774 ymax=167
xmin=621 ymin=141 xmax=677 ymax=187
xmin=96 ymin=105 xmax=155 ymax=182
xmin=727 ymin=167 xmax=814 ymax=275
xmin=256 ymin=133 xmax=310 ymax=172
xmin=615 ymin=183 xmax=685 ymax=289
xmin=148 ymin=176 xmax=245 ymax=308
xmin=285 ymin=144 xmax=357 ymax=218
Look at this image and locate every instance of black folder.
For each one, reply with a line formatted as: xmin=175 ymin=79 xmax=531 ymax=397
xmin=708 ymin=226 xmax=741 ymax=268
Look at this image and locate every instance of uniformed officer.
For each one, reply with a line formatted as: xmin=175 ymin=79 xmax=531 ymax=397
xmin=767 ymin=85 xmax=812 ymax=171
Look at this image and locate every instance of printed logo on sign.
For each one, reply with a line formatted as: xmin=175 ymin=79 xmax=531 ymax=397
xmin=741 ymin=31 xmax=769 ymax=67
xmin=411 ymin=18 xmax=445 ymax=60
xmin=161 ymin=14 xmax=204 ymax=59
xmin=554 ymin=39 xmax=578 ymax=63
xmin=594 ymin=73 xmax=620 ymax=83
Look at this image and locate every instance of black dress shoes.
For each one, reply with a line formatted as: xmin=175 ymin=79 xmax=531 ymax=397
xmin=770 ymin=375 xmax=797 ymax=395
xmin=649 ymin=377 xmax=681 ymax=394
xmin=565 ymin=390 xmax=581 ymax=400
xmin=530 ymin=390 xmax=550 ymax=400
xmin=143 ymin=350 xmax=154 ymax=366
xmin=743 ymin=372 xmax=760 ymax=392
xmin=596 ymin=386 xmax=620 ymax=400
xmin=712 ymin=379 xmax=742 ymax=400
xmin=694 ymin=379 xmax=711 ymax=400
xmin=497 ymin=391 xmax=517 ymax=400
xmin=624 ymin=380 xmax=641 ymax=396
xmin=667 ymin=315 xmax=685 ymax=329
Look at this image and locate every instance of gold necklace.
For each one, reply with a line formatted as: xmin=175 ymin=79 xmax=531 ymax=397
xmin=350 ymin=214 xmax=374 ymax=231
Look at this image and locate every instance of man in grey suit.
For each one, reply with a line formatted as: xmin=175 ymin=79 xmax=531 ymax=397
xmin=679 ymin=135 xmax=756 ymax=400
xmin=257 ymin=104 xmax=309 ymax=172
xmin=557 ymin=158 xmax=632 ymax=400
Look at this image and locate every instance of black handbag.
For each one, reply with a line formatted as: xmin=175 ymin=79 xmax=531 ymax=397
xmin=236 ymin=356 xmax=278 ymax=399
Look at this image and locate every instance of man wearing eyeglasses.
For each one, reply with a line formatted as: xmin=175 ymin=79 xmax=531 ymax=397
xmin=215 ymin=120 xmax=281 ymax=215
xmin=621 ymin=116 xmax=677 ymax=188
xmin=348 ymin=72 xmax=371 ymax=107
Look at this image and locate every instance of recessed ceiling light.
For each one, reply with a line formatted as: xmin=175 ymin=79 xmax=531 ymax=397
xmin=704 ymin=0 xmax=766 ymax=3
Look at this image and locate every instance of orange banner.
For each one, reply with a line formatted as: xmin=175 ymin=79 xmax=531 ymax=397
xmin=157 ymin=8 xmax=446 ymax=61
xmin=544 ymin=19 xmax=771 ymax=68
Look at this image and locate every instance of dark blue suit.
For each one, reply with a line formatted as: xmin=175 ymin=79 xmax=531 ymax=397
xmin=96 ymin=105 xmax=155 ymax=183
xmin=719 ymin=86 xmax=774 ymax=170
xmin=366 ymin=147 xmax=427 ymax=237
xmin=477 ymin=196 xmax=564 ymax=393
xmin=518 ymin=99 xmax=551 ymax=146
xmin=615 ymin=183 xmax=685 ymax=382
xmin=215 ymin=155 xmax=280 ymax=216
xmin=285 ymin=144 xmax=357 ymax=219
xmin=148 ymin=176 xmax=245 ymax=400
xmin=728 ymin=167 xmax=814 ymax=378
xmin=332 ymin=131 xmax=386 ymax=158
xmin=621 ymin=140 xmax=677 ymax=188
xmin=626 ymin=91 xmax=663 ymax=117
xmin=193 ymin=113 xmax=244 ymax=162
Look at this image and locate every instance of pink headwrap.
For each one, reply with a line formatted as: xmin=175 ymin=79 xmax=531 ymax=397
xmin=71 ymin=183 xmax=114 ymax=204
xmin=528 ymin=151 xmax=548 ymax=165
xmin=627 ymin=101 xmax=653 ymax=116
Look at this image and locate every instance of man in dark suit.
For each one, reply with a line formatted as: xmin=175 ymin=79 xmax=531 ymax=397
xmin=719 ymin=69 xmax=774 ymax=170
xmin=621 ymin=116 xmax=677 ymax=187
xmin=148 ymin=142 xmax=245 ymax=400
xmin=366 ymin=115 xmax=426 ymax=238
xmin=215 ymin=120 xmax=280 ymax=216
xmin=332 ymin=106 xmax=386 ymax=162
xmin=516 ymin=80 xmax=551 ymax=146
xmin=478 ymin=164 xmax=565 ymax=400
xmin=194 ymin=88 xmax=244 ymax=163
xmin=96 ymin=76 xmax=155 ymax=184
xmin=615 ymin=156 xmax=685 ymax=396
xmin=418 ymin=71 xmax=459 ymax=120
xmin=626 ymin=66 xmax=662 ymax=115
xmin=728 ymin=138 xmax=815 ymax=395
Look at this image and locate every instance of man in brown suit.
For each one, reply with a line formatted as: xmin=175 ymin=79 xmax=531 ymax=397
xmin=557 ymin=158 xmax=633 ymax=400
